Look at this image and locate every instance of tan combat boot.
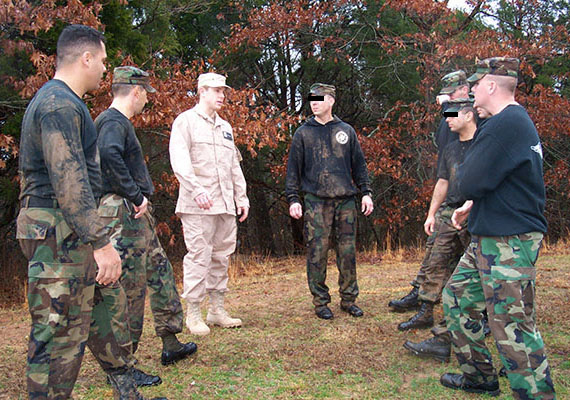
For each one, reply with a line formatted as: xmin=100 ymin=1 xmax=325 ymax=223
xmin=185 ymin=302 xmax=210 ymax=336
xmin=206 ymin=291 xmax=242 ymax=328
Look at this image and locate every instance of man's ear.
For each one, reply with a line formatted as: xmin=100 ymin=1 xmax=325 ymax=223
xmin=80 ymin=50 xmax=91 ymax=68
xmin=487 ymin=80 xmax=497 ymax=95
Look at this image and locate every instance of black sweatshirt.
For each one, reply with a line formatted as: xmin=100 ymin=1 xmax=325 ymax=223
xmin=458 ymin=105 xmax=547 ymax=236
xmin=285 ymin=116 xmax=372 ymax=204
xmin=95 ymin=108 xmax=154 ymax=206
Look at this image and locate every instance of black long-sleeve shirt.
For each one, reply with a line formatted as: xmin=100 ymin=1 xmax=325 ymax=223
xmin=285 ymin=116 xmax=372 ymax=204
xmin=18 ymin=79 xmax=109 ymax=249
xmin=435 ymin=102 xmax=458 ymax=171
xmin=95 ymin=108 xmax=154 ymax=206
xmin=458 ymin=105 xmax=547 ymax=236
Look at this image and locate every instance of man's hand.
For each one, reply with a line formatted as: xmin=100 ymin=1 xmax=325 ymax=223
xmin=424 ymin=215 xmax=436 ymax=235
xmin=195 ymin=192 xmax=214 ymax=210
xmin=452 ymin=200 xmax=473 ymax=230
xmin=437 ymin=94 xmax=450 ymax=105
xmin=361 ymin=195 xmax=373 ymax=216
xmin=133 ymin=196 xmax=148 ymax=219
xmin=237 ymin=205 xmax=249 ymax=222
xmin=94 ymin=242 xmax=122 ymax=285
xmin=289 ymin=202 xmax=303 ymax=219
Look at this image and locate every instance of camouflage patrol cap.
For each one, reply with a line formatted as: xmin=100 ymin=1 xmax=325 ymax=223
xmin=446 ymin=97 xmax=474 ymax=113
xmin=310 ymin=83 xmax=336 ymax=98
xmin=112 ymin=66 xmax=156 ymax=93
xmin=467 ymin=57 xmax=519 ymax=83
xmin=439 ymin=71 xmax=468 ymax=95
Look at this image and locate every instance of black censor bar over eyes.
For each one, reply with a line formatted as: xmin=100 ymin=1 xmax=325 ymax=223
xmin=443 ymin=111 xmax=458 ymax=117
xmin=308 ymin=95 xmax=324 ymax=101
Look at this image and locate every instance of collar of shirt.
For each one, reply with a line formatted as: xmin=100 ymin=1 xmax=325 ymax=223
xmin=192 ymin=105 xmax=223 ymax=128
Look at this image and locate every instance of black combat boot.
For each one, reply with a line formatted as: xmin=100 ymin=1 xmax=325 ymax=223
xmin=440 ymin=373 xmax=500 ymax=396
xmin=161 ymin=334 xmax=198 ymax=366
xmin=106 ymin=367 xmax=162 ymax=387
xmin=388 ymin=286 xmax=420 ymax=312
xmin=108 ymin=368 xmax=168 ymax=400
xmin=403 ymin=335 xmax=451 ymax=362
xmin=397 ymin=301 xmax=434 ymax=331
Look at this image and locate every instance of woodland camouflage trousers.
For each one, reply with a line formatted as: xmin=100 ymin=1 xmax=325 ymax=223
xmin=99 ymin=194 xmax=183 ymax=352
xmin=304 ymin=194 xmax=358 ymax=308
xmin=412 ymin=205 xmax=470 ymax=303
xmin=17 ymin=207 xmax=130 ymax=399
xmin=443 ymin=233 xmax=556 ymax=400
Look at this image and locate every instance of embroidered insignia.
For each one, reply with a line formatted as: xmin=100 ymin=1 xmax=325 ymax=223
xmin=336 ymin=131 xmax=348 ymax=144
xmin=223 ymin=131 xmax=233 ymax=140
xmin=530 ymin=142 xmax=543 ymax=159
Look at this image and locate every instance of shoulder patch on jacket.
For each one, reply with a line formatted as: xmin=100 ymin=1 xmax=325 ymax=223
xmin=530 ymin=142 xmax=543 ymax=159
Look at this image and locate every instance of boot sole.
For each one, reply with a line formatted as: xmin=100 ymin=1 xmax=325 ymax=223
xmin=388 ymin=305 xmax=421 ymax=312
xmin=188 ymin=330 xmax=210 ymax=335
xmin=397 ymin=321 xmax=434 ymax=331
xmin=440 ymin=379 xmax=500 ymax=396
xmin=206 ymin=321 xmax=242 ymax=328
xmin=403 ymin=342 xmax=450 ymax=362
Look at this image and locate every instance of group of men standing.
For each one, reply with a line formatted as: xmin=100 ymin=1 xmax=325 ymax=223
xmin=387 ymin=62 xmax=555 ymax=399
xmin=17 ymin=25 xmax=246 ymax=400
xmin=16 ymin=23 xmax=555 ymax=400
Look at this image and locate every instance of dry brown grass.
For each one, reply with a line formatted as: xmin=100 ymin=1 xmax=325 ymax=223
xmin=1 ymin=247 xmax=569 ymax=399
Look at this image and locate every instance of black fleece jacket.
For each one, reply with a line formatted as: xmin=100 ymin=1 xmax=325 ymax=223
xmin=285 ymin=116 xmax=372 ymax=204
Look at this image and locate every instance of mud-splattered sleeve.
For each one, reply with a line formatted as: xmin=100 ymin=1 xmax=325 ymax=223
xmin=41 ymin=108 xmax=109 ymax=249
xmin=350 ymin=129 xmax=372 ymax=196
xmin=98 ymin=120 xmax=144 ymax=206
xmin=285 ymin=129 xmax=304 ymax=204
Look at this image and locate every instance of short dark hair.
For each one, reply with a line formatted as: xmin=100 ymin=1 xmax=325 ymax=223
xmin=112 ymin=83 xmax=137 ymax=97
xmin=56 ymin=24 xmax=105 ymax=67
xmin=459 ymin=106 xmax=478 ymax=123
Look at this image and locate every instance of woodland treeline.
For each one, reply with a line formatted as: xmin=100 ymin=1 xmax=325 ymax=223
xmin=1 ymin=0 xmax=569 ymax=303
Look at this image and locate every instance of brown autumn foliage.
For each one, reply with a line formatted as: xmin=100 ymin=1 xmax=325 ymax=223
xmin=0 ymin=0 xmax=569 ymax=305
xmin=361 ymin=0 xmax=570 ymax=241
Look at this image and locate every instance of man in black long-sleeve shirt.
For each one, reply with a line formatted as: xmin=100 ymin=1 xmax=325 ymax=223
xmin=15 ymin=25 xmax=154 ymax=400
xmin=388 ymin=71 xmax=470 ymax=313
xmin=285 ymin=83 xmax=373 ymax=320
xmin=440 ymin=57 xmax=555 ymax=399
xmin=96 ymin=66 xmax=197 ymax=369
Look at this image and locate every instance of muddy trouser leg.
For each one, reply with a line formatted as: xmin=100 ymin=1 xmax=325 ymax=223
xmin=418 ymin=207 xmax=469 ymax=304
xmin=332 ymin=197 xmax=358 ymax=308
xmin=304 ymin=194 xmax=334 ymax=308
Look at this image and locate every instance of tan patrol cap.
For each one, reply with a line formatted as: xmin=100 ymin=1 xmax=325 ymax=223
xmin=198 ymin=72 xmax=231 ymax=89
